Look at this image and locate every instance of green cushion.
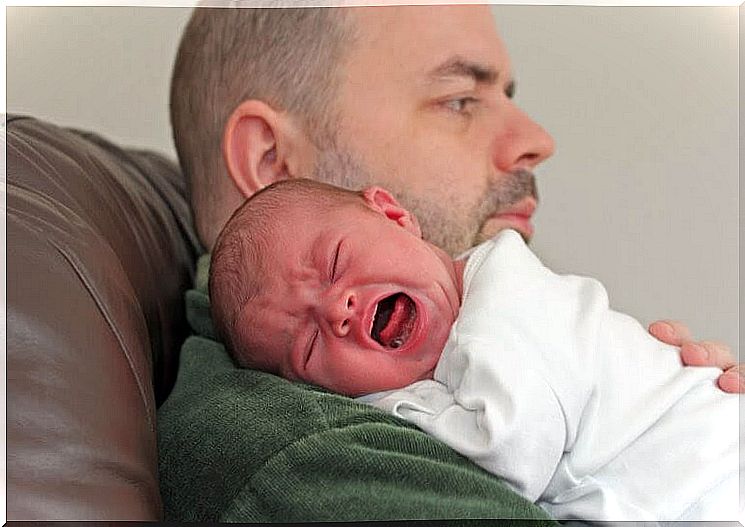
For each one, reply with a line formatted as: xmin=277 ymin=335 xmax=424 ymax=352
xmin=157 ymin=255 xmax=556 ymax=522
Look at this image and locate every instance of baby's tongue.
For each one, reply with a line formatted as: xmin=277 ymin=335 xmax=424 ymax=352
xmin=379 ymin=295 xmax=412 ymax=346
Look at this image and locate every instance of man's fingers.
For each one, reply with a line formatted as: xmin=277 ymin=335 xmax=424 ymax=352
xmin=648 ymin=320 xmax=693 ymax=346
xmin=649 ymin=320 xmax=741 ymax=393
xmin=679 ymin=341 xmax=736 ymax=370
xmin=717 ymin=365 xmax=744 ymax=394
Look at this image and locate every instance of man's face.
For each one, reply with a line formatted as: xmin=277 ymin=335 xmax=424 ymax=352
xmin=240 ymin=199 xmax=461 ymax=397
xmin=315 ymin=5 xmax=554 ymax=256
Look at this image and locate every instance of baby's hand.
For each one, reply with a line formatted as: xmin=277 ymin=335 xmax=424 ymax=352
xmin=648 ymin=320 xmax=743 ymax=393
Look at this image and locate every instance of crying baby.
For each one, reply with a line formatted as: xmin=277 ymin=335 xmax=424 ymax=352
xmin=209 ymin=178 xmax=740 ymax=523
xmin=209 ymin=178 xmax=462 ymax=396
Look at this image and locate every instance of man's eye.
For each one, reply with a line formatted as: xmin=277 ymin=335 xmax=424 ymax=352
xmin=443 ymin=97 xmax=478 ymax=114
xmin=505 ymin=80 xmax=516 ymax=100
xmin=330 ymin=241 xmax=342 ymax=282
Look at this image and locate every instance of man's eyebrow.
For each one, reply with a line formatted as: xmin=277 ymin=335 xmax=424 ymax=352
xmin=427 ymin=57 xmax=499 ymax=85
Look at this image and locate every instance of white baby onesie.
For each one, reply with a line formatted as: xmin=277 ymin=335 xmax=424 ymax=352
xmin=359 ymin=230 xmax=740 ymax=522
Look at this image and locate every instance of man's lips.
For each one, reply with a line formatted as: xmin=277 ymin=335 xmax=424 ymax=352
xmin=489 ymin=198 xmax=537 ymax=238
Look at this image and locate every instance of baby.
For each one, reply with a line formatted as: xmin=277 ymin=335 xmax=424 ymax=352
xmin=209 ymin=179 xmax=741 ymax=523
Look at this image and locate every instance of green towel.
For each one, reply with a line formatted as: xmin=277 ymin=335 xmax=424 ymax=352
xmin=157 ymin=254 xmax=556 ymax=523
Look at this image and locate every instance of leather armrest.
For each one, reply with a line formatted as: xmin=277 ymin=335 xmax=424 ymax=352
xmin=7 ymin=115 xmax=200 ymax=520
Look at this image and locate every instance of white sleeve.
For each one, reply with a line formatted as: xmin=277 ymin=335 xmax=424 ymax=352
xmin=364 ymin=345 xmax=567 ymax=502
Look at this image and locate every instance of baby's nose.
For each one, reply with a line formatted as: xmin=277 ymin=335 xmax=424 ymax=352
xmin=327 ymin=291 xmax=356 ymax=338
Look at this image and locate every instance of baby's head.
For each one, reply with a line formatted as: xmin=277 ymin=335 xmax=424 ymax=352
xmin=209 ymin=179 xmax=464 ymax=397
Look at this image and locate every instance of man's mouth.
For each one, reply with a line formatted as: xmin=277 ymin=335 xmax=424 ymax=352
xmin=370 ymin=293 xmax=417 ymax=349
xmin=490 ymin=198 xmax=537 ymax=239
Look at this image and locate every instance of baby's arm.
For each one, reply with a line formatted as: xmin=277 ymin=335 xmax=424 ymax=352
xmin=362 ymin=231 xmax=600 ymax=502
xmin=363 ymin=356 xmax=567 ymax=502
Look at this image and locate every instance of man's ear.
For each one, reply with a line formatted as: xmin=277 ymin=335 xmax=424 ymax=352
xmin=223 ymin=100 xmax=295 ymax=198
xmin=362 ymin=187 xmax=422 ymax=237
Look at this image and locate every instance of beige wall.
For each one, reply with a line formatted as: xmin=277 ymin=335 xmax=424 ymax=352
xmin=492 ymin=6 xmax=738 ymax=352
xmin=7 ymin=5 xmax=739 ymax=352
xmin=7 ymin=6 xmax=192 ymax=157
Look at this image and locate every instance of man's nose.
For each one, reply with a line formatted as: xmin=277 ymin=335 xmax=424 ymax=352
xmin=492 ymin=102 xmax=555 ymax=174
xmin=322 ymin=289 xmax=357 ymax=338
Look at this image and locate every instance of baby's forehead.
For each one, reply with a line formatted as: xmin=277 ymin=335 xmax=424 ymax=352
xmin=238 ymin=188 xmax=371 ymax=287
xmin=257 ymin=200 xmax=366 ymax=252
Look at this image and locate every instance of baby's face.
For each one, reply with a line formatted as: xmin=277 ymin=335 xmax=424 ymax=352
xmin=239 ymin=189 xmax=464 ymax=396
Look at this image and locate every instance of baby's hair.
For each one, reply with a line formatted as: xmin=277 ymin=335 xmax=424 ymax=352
xmin=209 ymin=178 xmax=366 ymax=369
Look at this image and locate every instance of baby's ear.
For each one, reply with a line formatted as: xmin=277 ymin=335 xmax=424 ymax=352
xmin=361 ymin=187 xmax=422 ymax=237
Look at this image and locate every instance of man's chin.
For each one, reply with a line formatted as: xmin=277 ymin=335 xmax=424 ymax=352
xmin=478 ymin=217 xmax=534 ymax=245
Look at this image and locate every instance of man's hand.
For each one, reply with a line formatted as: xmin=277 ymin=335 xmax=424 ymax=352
xmin=648 ymin=320 xmax=743 ymax=393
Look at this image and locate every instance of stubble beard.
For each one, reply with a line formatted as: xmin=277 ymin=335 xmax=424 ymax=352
xmin=312 ymin=147 xmax=538 ymax=257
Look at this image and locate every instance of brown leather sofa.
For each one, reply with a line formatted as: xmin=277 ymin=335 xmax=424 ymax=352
xmin=6 ymin=115 xmax=200 ymax=520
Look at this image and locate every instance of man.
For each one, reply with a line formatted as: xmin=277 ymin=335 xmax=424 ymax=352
xmin=160 ymin=5 xmax=742 ymax=521
xmin=170 ymin=5 xmax=741 ymax=389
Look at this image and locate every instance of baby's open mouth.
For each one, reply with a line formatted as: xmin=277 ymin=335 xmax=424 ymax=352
xmin=370 ymin=293 xmax=417 ymax=349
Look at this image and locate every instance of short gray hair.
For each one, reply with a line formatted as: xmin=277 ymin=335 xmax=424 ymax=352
xmin=170 ymin=6 xmax=354 ymax=248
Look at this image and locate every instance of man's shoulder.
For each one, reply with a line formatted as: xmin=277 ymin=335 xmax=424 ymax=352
xmin=156 ymin=337 xmax=558 ymax=522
